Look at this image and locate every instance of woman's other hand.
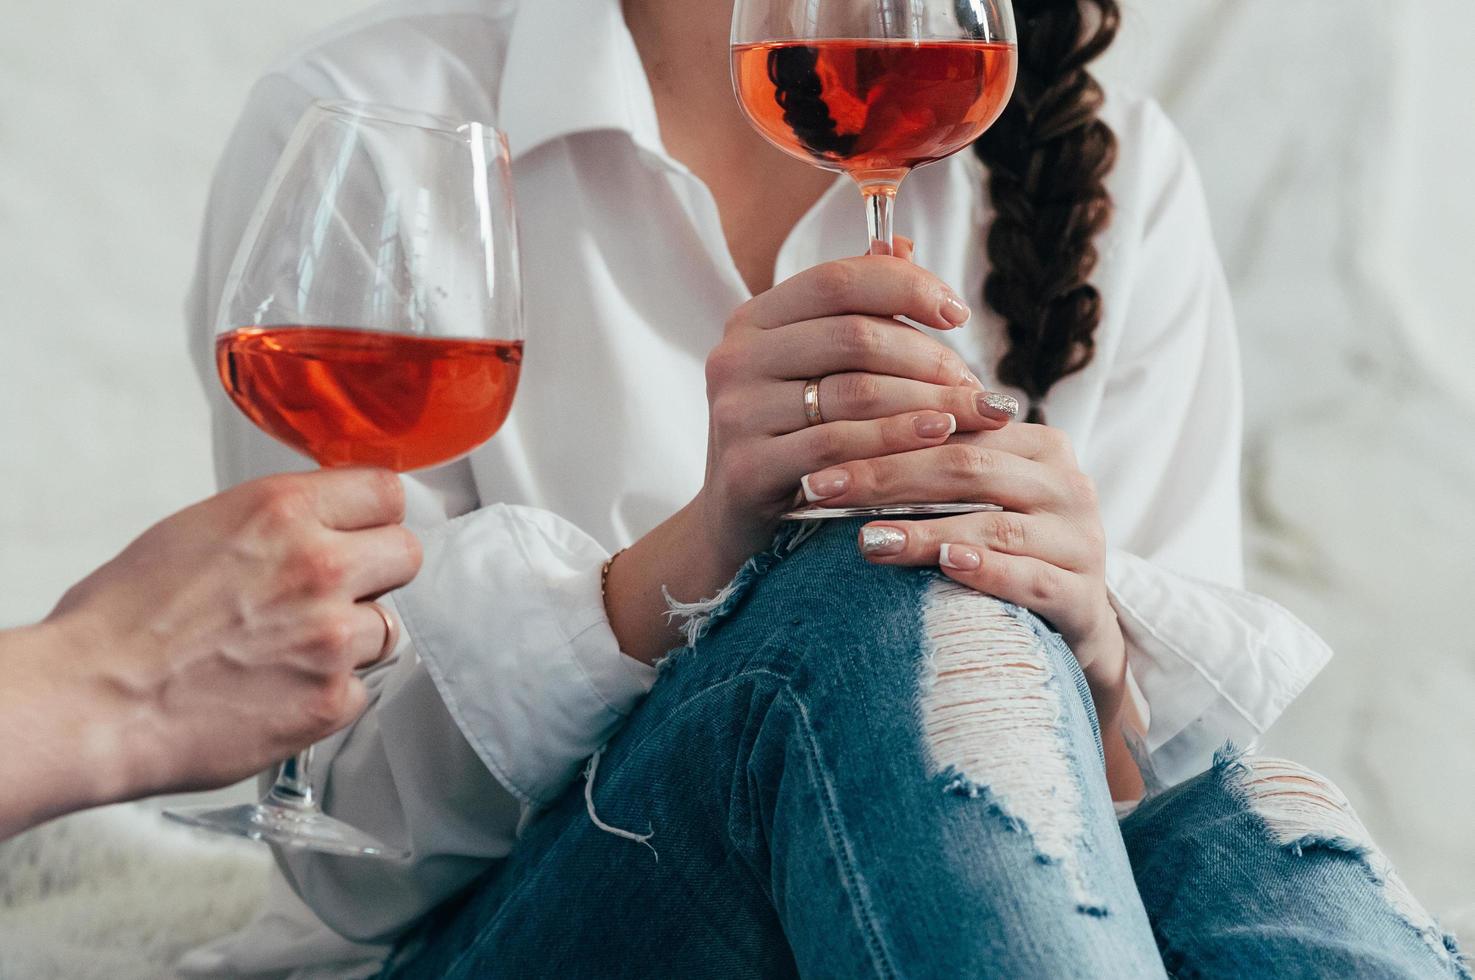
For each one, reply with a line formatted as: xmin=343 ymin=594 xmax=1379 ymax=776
xmin=696 ymin=254 xmax=1017 ymax=567
xmin=802 ymin=424 xmax=1127 ymax=721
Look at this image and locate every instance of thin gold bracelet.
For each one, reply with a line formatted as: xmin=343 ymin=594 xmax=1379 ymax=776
xmin=600 ymin=548 xmax=628 ymax=606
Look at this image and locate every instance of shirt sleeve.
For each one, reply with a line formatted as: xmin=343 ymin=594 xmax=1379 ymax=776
xmin=1083 ymin=100 xmax=1332 ymax=788
xmin=184 ymin=73 xmax=655 ymax=959
xmin=270 ymin=507 xmax=654 ymax=945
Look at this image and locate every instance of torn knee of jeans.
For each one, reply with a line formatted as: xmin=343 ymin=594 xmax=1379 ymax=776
xmin=919 ymin=579 xmax=1103 ymax=915
xmin=1227 ymin=755 xmax=1466 ymax=970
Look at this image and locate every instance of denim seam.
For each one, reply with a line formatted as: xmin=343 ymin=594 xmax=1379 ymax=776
xmin=778 ymin=685 xmax=899 ymax=980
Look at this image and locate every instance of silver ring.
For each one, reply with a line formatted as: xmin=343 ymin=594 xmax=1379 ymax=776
xmin=366 ymin=601 xmax=400 ymax=661
xmin=803 ymin=379 xmax=825 ymax=427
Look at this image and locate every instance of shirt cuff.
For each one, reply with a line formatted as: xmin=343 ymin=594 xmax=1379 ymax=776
xmin=1105 ymin=549 xmax=1333 ymax=787
xmin=395 ymin=504 xmax=657 ymax=807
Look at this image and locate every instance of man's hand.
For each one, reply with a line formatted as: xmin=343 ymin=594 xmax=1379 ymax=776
xmin=0 ymin=469 xmax=422 ymax=837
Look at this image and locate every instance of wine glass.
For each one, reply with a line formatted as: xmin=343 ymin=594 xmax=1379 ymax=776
xmin=165 ymin=100 xmax=523 ymax=858
xmin=732 ymin=0 xmax=1016 ymax=520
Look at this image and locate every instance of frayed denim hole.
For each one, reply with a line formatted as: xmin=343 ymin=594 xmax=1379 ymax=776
xmin=660 ymin=522 xmax=821 ymax=659
xmin=918 ymin=579 xmax=1106 ymax=916
xmin=1219 ymin=751 xmax=1468 ymax=974
xmin=996 ymin=601 xmax=1106 ymax=772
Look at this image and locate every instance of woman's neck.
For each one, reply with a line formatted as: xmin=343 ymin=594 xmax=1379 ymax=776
xmin=620 ymin=0 xmax=837 ymax=295
xmin=621 ymin=0 xmax=740 ymax=149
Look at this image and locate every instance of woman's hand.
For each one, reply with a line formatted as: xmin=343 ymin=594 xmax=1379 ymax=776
xmin=604 ymin=254 xmax=1020 ymax=665
xmin=800 ymin=423 xmax=1128 ymax=720
xmin=696 ymin=254 xmax=1017 ymax=568
xmin=32 ymin=469 xmax=423 ymax=807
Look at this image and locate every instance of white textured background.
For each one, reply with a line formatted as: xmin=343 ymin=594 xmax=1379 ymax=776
xmin=1 ymin=0 xmax=1471 ymax=955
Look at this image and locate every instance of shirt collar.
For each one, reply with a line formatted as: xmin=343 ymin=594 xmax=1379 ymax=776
xmin=498 ymin=0 xmax=666 ymax=161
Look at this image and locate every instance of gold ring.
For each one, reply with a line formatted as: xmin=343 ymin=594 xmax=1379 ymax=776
xmin=803 ymin=379 xmax=825 ymax=427
xmin=366 ymin=601 xmax=400 ymax=661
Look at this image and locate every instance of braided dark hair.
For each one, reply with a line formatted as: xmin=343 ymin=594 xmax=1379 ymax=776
xmin=973 ymin=0 xmax=1121 ymax=423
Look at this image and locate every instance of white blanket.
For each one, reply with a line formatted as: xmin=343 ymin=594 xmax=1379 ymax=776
xmin=0 ymin=805 xmax=269 ymax=980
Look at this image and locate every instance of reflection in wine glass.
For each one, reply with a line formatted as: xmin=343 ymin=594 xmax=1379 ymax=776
xmin=166 ymin=100 xmax=523 ymax=859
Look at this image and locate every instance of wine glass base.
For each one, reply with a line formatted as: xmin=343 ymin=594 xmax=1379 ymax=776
xmin=780 ymin=502 xmax=1004 ymax=521
xmin=164 ymin=802 xmax=408 ymax=860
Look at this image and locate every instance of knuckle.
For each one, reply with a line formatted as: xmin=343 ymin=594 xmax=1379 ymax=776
xmin=845 ymin=458 xmax=881 ymax=498
xmin=989 ymin=515 xmax=1029 ymax=552
xmin=934 ymin=347 xmax=965 ymax=385
xmin=724 ymin=302 xmax=753 ymax=335
xmin=910 ymin=273 xmax=940 ymax=316
xmin=297 ymin=545 xmax=347 ymax=595
xmin=307 ymin=676 xmax=358 ymax=728
xmin=309 ymin=611 xmax=356 ymax=662
xmin=811 ymin=425 xmax=847 ymax=462
xmin=704 ymin=343 xmax=741 ymax=389
xmin=1039 ymin=425 xmax=1073 ymax=457
xmin=812 ymin=263 xmax=854 ymax=304
xmin=836 ymin=373 xmax=883 ymax=416
xmin=254 ymin=479 xmax=314 ymax=527
xmin=947 ymin=444 xmax=993 ymax=480
xmin=830 ymin=316 xmax=880 ymax=361
xmin=710 ymin=392 xmax=747 ymax=433
xmin=1066 ymin=471 xmax=1098 ymax=508
xmin=1028 ymin=566 xmax=1059 ymax=606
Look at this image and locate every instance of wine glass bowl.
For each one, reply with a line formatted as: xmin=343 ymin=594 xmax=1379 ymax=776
xmin=167 ymin=100 xmax=523 ymax=859
xmin=213 ymin=101 xmax=524 ymax=475
xmin=732 ymin=0 xmax=1016 ymax=254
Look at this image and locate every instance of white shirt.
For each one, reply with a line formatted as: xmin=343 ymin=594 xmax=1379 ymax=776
xmin=180 ymin=0 xmax=1334 ymax=975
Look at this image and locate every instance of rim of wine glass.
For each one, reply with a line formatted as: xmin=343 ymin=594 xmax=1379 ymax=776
xmin=314 ymin=99 xmax=510 ymax=150
xmin=729 ymin=0 xmax=1017 ymax=45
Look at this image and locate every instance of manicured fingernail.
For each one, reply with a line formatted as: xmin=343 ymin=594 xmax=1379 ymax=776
xmin=860 ymin=526 xmax=907 ymax=556
xmin=914 ymin=412 xmax=957 ymax=438
xmin=962 ymin=369 xmax=984 ymax=389
xmin=801 ymin=469 xmax=850 ymax=503
xmin=977 ymin=391 xmax=1020 ymax=421
xmin=939 ymin=543 xmax=982 ymax=571
xmin=939 ymin=291 xmax=971 ymax=326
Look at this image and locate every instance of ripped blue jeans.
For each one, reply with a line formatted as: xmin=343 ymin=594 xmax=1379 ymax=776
xmin=385 ymin=519 xmax=1467 ymax=979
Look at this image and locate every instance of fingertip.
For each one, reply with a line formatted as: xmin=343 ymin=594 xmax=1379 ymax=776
xmin=939 ymin=543 xmax=982 ymax=572
xmin=939 ymin=291 xmax=971 ymax=328
xmin=976 ymin=391 xmax=1021 ymax=424
xmin=858 ymin=524 xmax=908 ymax=560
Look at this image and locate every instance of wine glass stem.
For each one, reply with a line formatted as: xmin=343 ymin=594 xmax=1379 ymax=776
xmin=267 ymin=747 xmax=317 ymax=810
xmin=862 ymin=182 xmax=898 ymax=256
